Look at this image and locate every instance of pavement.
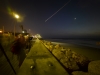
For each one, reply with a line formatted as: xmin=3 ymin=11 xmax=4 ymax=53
xmin=17 ymin=39 xmax=69 ymax=75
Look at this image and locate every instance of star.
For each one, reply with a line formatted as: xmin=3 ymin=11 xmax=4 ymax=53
xmin=74 ymin=18 xmax=76 ymax=20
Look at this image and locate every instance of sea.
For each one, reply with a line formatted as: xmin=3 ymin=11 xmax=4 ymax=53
xmin=44 ymin=38 xmax=100 ymax=60
xmin=45 ymin=38 xmax=100 ymax=49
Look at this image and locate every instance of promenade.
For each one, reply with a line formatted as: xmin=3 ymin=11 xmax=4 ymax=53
xmin=17 ymin=39 xmax=69 ymax=75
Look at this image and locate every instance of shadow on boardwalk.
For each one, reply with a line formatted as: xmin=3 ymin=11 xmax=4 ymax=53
xmin=0 ymin=51 xmax=19 ymax=75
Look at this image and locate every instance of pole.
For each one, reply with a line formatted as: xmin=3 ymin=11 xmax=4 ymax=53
xmin=0 ymin=43 xmax=16 ymax=74
xmin=14 ymin=24 xmax=15 ymax=37
xmin=3 ymin=26 xmax=4 ymax=35
xmin=14 ymin=20 xmax=16 ymax=38
xmin=2 ymin=26 xmax=4 ymax=35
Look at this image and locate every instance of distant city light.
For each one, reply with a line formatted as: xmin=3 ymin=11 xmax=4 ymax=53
xmin=32 ymin=35 xmax=34 ymax=38
xmin=22 ymin=31 xmax=25 ymax=33
xmin=0 ymin=30 xmax=3 ymax=33
xmin=34 ymin=34 xmax=42 ymax=38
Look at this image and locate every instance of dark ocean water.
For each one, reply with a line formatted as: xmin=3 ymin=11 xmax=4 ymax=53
xmin=45 ymin=38 xmax=100 ymax=49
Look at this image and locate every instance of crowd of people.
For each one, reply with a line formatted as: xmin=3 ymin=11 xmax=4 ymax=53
xmin=11 ymin=34 xmax=31 ymax=67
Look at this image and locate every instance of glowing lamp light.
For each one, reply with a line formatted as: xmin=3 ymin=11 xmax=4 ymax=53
xmin=14 ymin=14 xmax=19 ymax=19
xmin=12 ymin=12 xmax=20 ymax=19
xmin=0 ymin=30 xmax=3 ymax=33
xmin=22 ymin=31 xmax=25 ymax=33
xmin=32 ymin=35 xmax=34 ymax=38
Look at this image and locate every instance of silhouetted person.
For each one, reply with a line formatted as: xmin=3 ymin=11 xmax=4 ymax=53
xmin=11 ymin=35 xmax=26 ymax=67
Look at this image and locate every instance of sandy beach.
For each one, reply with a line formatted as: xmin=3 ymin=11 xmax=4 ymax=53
xmin=64 ymin=43 xmax=100 ymax=60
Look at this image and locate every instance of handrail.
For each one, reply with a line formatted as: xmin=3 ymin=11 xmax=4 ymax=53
xmin=0 ymin=43 xmax=16 ymax=74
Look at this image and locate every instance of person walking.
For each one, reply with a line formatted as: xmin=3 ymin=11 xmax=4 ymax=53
xmin=11 ymin=34 xmax=26 ymax=67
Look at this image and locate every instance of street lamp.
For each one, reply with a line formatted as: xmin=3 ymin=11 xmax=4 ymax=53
xmin=14 ymin=14 xmax=20 ymax=19
xmin=13 ymin=13 xmax=20 ymax=37
xmin=13 ymin=13 xmax=20 ymax=19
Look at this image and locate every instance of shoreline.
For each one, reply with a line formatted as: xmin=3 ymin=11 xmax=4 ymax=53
xmin=51 ymin=41 xmax=100 ymax=60
xmin=41 ymin=40 xmax=100 ymax=75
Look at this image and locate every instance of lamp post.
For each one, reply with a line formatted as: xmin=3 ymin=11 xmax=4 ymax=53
xmin=13 ymin=13 xmax=20 ymax=37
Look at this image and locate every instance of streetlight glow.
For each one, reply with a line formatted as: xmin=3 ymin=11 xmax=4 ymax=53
xmin=12 ymin=12 xmax=20 ymax=19
xmin=0 ymin=30 xmax=3 ymax=33
xmin=12 ymin=12 xmax=20 ymax=37
xmin=14 ymin=14 xmax=19 ymax=19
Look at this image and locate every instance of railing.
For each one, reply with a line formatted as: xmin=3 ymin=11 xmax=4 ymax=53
xmin=0 ymin=43 xmax=16 ymax=74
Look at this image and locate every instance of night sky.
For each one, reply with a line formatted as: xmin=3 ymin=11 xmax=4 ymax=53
xmin=0 ymin=0 xmax=100 ymax=38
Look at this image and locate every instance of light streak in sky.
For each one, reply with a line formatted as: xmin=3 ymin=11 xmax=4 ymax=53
xmin=45 ymin=0 xmax=71 ymax=22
